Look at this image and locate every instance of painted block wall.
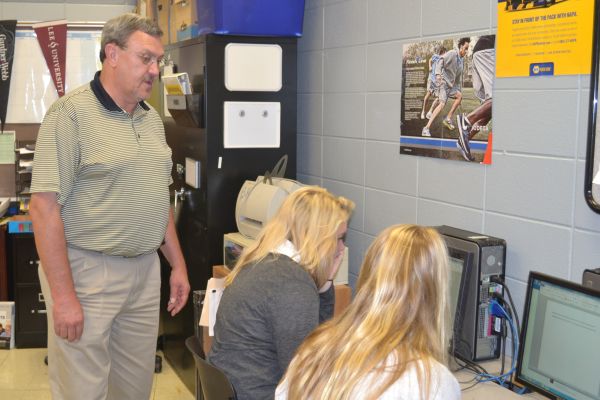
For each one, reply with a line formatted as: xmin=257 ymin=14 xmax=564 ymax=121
xmin=0 ymin=1 xmax=135 ymax=22
xmin=296 ymin=0 xmax=600 ymax=323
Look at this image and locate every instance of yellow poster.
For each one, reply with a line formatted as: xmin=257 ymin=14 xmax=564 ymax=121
xmin=496 ymin=0 xmax=594 ymax=77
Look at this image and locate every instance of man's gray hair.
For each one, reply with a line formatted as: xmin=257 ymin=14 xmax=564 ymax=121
xmin=99 ymin=13 xmax=163 ymax=62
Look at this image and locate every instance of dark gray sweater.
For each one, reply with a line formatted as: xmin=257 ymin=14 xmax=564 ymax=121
xmin=208 ymin=254 xmax=334 ymax=400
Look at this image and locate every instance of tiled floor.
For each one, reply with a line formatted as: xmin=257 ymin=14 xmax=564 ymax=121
xmin=0 ymin=348 xmax=195 ymax=400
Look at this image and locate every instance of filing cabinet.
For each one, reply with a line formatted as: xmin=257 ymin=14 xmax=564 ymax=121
xmin=7 ymin=233 xmax=47 ymax=348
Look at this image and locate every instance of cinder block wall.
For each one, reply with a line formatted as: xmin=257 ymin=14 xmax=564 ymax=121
xmin=0 ymin=1 xmax=134 ymax=22
xmin=296 ymin=0 xmax=600 ymax=320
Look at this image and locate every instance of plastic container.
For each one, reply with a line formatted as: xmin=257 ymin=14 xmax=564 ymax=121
xmin=176 ymin=23 xmax=200 ymax=42
xmin=196 ymin=0 xmax=306 ymax=37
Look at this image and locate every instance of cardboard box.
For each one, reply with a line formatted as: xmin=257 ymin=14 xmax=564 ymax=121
xmin=0 ymin=302 xmax=15 ymax=349
xmin=333 ymin=284 xmax=351 ymax=317
xmin=170 ymin=0 xmax=198 ymax=42
xmin=156 ymin=0 xmax=170 ymax=45
xmin=137 ymin=0 xmax=158 ymax=22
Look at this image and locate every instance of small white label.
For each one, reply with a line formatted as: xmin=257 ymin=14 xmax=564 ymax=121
xmin=468 ymin=235 xmax=489 ymax=240
xmin=218 ymin=156 xmax=222 ymax=169
xmin=494 ymin=317 xmax=501 ymax=332
xmin=185 ymin=157 xmax=200 ymax=189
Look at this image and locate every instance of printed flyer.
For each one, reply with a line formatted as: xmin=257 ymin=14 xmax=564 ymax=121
xmin=0 ymin=301 xmax=15 ymax=349
xmin=496 ymin=0 xmax=594 ymax=77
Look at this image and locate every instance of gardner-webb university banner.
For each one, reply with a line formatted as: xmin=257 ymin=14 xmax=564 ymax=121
xmin=33 ymin=20 xmax=67 ymax=98
xmin=0 ymin=20 xmax=16 ymax=132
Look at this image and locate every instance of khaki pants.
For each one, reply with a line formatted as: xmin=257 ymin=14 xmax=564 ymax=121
xmin=39 ymin=247 xmax=161 ymax=400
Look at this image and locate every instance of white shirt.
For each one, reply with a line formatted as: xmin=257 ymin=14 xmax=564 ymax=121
xmin=275 ymin=356 xmax=460 ymax=400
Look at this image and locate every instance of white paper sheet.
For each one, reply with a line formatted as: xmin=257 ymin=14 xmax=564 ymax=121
xmin=199 ymin=277 xmax=225 ymax=337
xmin=593 ymin=169 xmax=600 ymax=185
xmin=0 ymin=132 xmax=15 ymax=164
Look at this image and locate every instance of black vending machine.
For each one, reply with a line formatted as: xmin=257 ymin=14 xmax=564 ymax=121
xmin=158 ymin=34 xmax=297 ymax=391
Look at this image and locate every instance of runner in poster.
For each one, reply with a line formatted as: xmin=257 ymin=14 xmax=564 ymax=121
xmin=421 ymin=37 xmax=470 ymax=139
xmin=400 ymin=35 xmax=495 ymax=163
xmin=456 ymin=35 xmax=495 ymax=161
xmin=421 ymin=46 xmax=446 ymax=120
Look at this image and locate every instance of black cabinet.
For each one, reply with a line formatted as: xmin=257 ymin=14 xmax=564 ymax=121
xmin=7 ymin=233 xmax=47 ymax=348
xmin=158 ymin=34 xmax=297 ymax=392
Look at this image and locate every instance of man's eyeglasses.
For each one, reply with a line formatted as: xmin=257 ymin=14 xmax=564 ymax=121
xmin=122 ymin=46 xmax=164 ymax=68
xmin=135 ymin=52 xmax=164 ymax=68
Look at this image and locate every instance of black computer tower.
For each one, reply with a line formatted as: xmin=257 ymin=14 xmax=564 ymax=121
xmin=436 ymin=225 xmax=506 ymax=362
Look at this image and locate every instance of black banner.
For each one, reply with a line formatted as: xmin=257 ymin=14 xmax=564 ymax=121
xmin=0 ymin=20 xmax=17 ymax=132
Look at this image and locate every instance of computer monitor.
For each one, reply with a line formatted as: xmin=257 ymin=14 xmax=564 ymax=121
xmin=516 ymin=271 xmax=600 ymax=400
xmin=447 ymin=250 xmax=466 ymax=336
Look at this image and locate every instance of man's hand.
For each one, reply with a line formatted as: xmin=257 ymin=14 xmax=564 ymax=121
xmin=167 ymin=266 xmax=190 ymax=316
xmin=30 ymin=192 xmax=81 ymax=341
xmin=53 ymin=294 xmax=84 ymax=342
xmin=161 ymin=209 xmax=190 ymax=316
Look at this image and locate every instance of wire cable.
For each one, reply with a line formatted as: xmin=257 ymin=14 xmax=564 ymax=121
xmin=490 ymin=276 xmax=521 ymax=334
xmin=490 ymin=277 xmax=522 ymax=388
xmin=476 ymin=300 xmax=518 ymax=387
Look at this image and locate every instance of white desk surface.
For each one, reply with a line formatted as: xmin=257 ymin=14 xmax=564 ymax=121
xmin=453 ymin=358 xmax=546 ymax=400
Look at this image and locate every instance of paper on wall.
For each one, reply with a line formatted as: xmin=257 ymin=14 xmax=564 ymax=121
xmin=593 ymin=170 xmax=600 ymax=185
xmin=0 ymin=132 xmax=15 ymax=164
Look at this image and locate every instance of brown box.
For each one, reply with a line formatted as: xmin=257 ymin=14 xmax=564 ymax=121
xmin=212 ymin=265 xmax=231 ymax=279
xmin=146 ymin=0 xmax=156 ymax=21
xmin=156 ymin=0 xmax=170 ymax=45
xmin=333 ymin=284 xmax=351 ymax=316
xmin=136 ymin=0 xmax=156 ymax=20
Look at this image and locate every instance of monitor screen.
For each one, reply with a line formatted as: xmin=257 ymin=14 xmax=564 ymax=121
xmin=448 ymin=255 xmax=464 ymax=330
xmin=516 ymin=272 xmax=600 ymax=400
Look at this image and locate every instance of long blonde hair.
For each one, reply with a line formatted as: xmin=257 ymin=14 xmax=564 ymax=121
xmin=226 ymin=186 xmax=354 ymax=289
xmin=282 ymin=224 xmax=450 ymax=400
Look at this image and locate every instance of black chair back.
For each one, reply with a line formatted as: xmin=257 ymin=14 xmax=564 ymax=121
xmin=185 ymin=336 xmax=237 ymax=400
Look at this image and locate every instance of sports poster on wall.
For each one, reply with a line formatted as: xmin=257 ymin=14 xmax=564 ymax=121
xmin=496 ymin=0 xmax=594 ymax=77
xmin=400 ymin=35 xmax=495 ymax=164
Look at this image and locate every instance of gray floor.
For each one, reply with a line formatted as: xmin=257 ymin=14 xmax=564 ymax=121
xmin=0 ymin=348 xmax=195 ymax=400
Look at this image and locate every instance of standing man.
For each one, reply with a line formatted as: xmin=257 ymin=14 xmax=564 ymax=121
xmin=422 ymin=37 xmax=470 ymax=137
xmin=29 ymin=13 xmax=190 ymax=400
